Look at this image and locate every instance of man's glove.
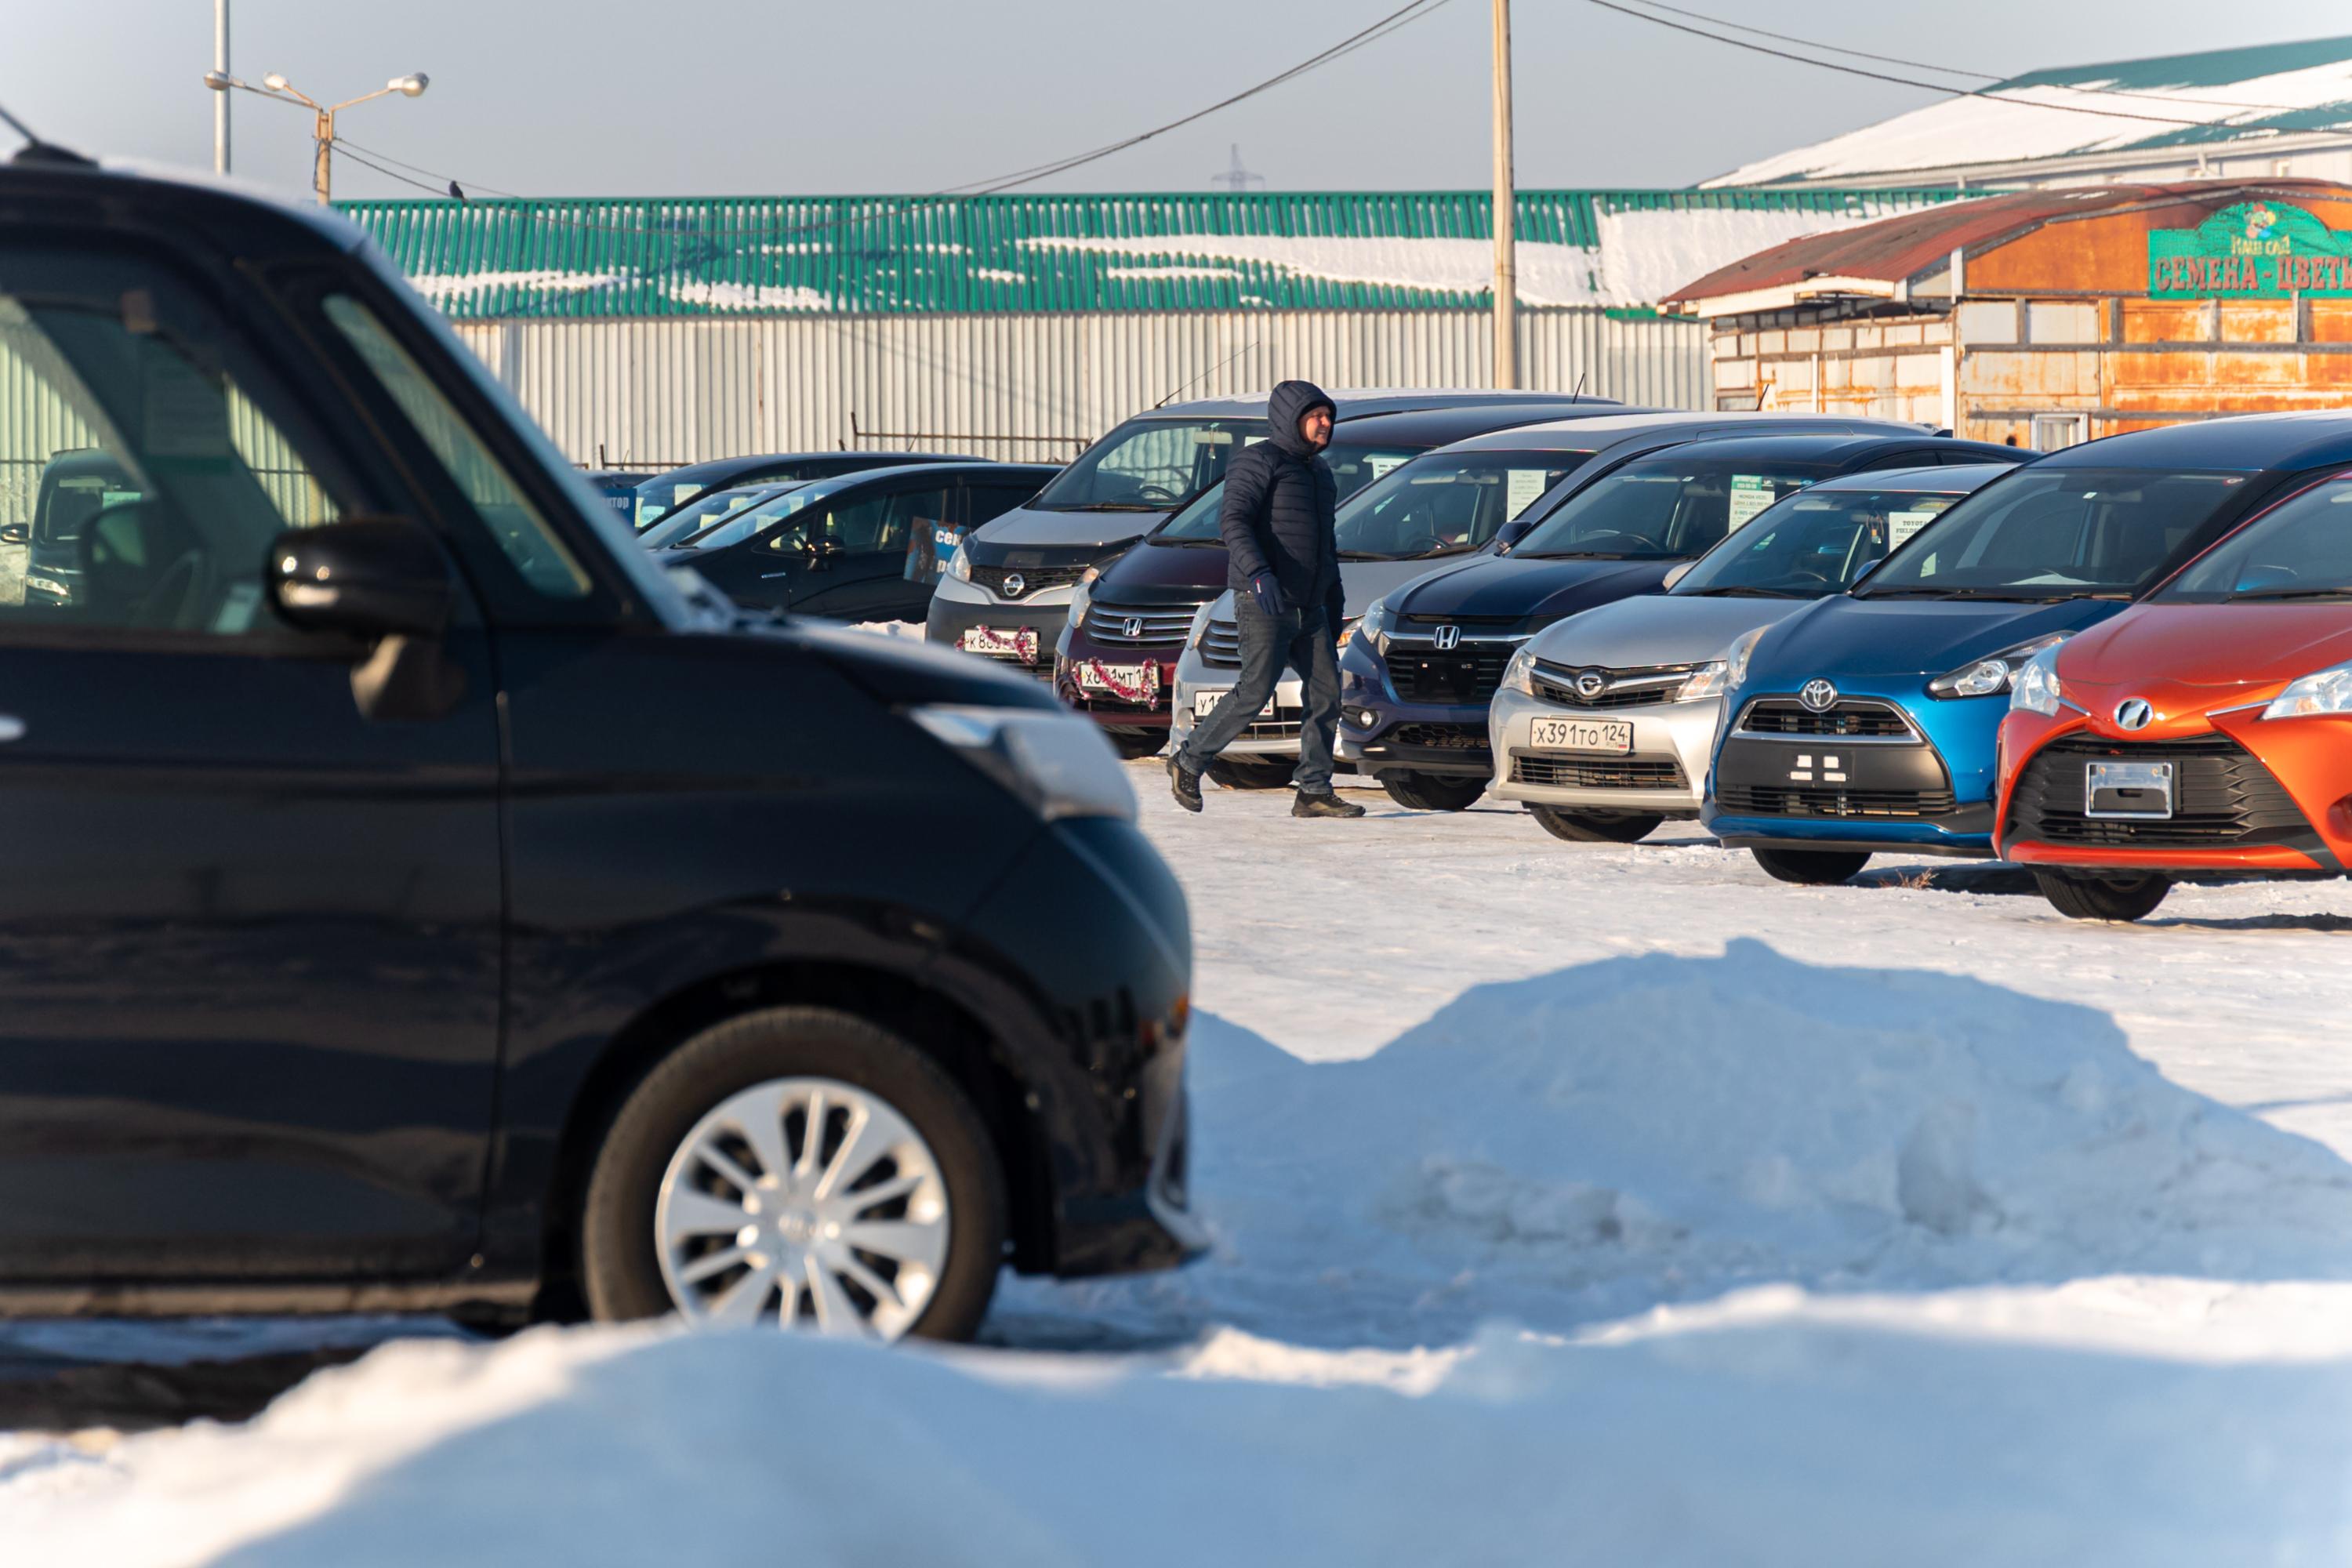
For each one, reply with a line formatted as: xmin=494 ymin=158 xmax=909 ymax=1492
xmin=1250 ymin=573 xmax=1289 ymax=619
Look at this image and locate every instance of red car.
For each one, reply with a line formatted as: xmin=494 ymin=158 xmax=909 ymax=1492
xmin=1995 ymin=466 xmax=2352 ymax=921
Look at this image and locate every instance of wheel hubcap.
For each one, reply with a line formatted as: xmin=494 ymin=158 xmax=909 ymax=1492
xmin=655 ymin=1076 xmax=950 ymax=1340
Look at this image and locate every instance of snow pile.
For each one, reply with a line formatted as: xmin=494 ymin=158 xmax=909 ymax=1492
xmin=1597 ymin=205 xmax=1912 ymax=309
xmin=1022 ymin=233 xmax=1609 ymax=308
xmin=1010 ymin=940 xmax=2352 ymax=1344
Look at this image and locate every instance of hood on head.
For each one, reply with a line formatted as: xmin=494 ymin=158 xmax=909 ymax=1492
xmin=1268 ymin=380 xmax=1337 ymax=459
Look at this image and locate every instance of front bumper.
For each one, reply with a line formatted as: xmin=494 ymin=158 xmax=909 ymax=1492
xmin=1171 ymin=644 xmax=1306 ymax=757
xmin=1334 ymin=640 xmax=1494 ymax=779
xmin=1701 ymin=684 xmax=2001 ymax=858
xmin=1057 ymin=623 xmax=1183 ymax=731
xmin=1488 ymin=687 xmax=1719 ymax=818
xmin=926 ymin=582 xmax=1070 ymax=681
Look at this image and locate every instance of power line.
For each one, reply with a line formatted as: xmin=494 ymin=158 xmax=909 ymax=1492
xmin=328 ymin=0 xmax=1455 ymax=241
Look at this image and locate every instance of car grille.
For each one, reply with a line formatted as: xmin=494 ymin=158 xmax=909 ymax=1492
xmin=1388 ymin=723 xmax=1487 ymax=750
xmin=1388 ymin=648 xmax=1512 ymax=703
xmin=1533 ymin=662 xmax=1697 ymax=710
xmin=1083 ymin=601 xmax=1203 ymax=646
xmin=971 ymin=563 xmax=1087 ymax=599
xmin=1512 ymin=754 xmax=1686 ymax=789
xmin=1736 ymin=699 xmax=1915 ymax=739
xmin=1201 ymin=619 xmax=1242 ymax=668
xmin=1715 ymin=782 xmax=1957 ymax=818
xmin=2007 ymin=733 xmax=2311 ymax=848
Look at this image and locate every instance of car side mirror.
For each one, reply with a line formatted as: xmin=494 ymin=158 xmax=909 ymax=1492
xmin=1850 ymin=557 xmax=1886 ymax=586
xmin=0 ymin=523 xmax=26 ymax=546
xmin=1495 ymin=516 xmax=1537 ymax=551
xmin=803 ymin=537 xmax=840 ymax=570
xmin=270 ymin=517 xmax=455 ymax=638
xmin=1660 ymin=561 xmax=1695 ymax=591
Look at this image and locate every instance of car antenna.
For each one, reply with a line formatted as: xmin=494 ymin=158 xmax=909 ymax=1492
xmin=0 ymin=101 xmax=93 ymax=168
xmin=1153 ymin=340 xmax=1258 ymax=409
xmin=1570 ymin=370 xmax=1588 ymax=401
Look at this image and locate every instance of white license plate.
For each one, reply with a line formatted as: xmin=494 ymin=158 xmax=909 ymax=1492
xmin=1530 ymin=716 xmax=1633 ymax=754
xmin=1193 ymin=689 xmax=1277 ymax=719
xmin=960 ymin=626 xmax=1040 ymax=662
xmin=1076 ymin=661 xmax=1160 ymax=699
xmin=2085 ymin=760 xmax=2173 ymax=819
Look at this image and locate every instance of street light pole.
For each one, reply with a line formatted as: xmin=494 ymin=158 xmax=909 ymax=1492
xmin=1490 ymin=0 xmax=1519 ymax=390
xmin=202 ymin=69 xmax=429 ymax=205
xmin=212 ymin=0 xmax=230 ymax=174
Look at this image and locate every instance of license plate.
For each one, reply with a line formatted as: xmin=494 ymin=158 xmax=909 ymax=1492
xmin=2085 ymin=760 xmax=2173 ymax=819
xmin=1193 ymin=689 xmax=1276 ymax=719
xmin=960 ymin=626 xmax=1040 ymax=662
xmin=1530 ymin=716 xmax=1633 ymax=754
xmin=1074 ymin=660 xmax=1161 ymax=702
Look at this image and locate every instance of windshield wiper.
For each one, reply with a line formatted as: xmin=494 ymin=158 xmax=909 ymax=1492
xmin=1685 ymin=585 xmax=1800 ymax=598
xmin=1046 ymin=501 xmax=1164 ymax=513
xmin=1521 ymin=550 xmax=1634 ymax=561
xmin=1858 ymin=586 xmax=2034 ymax=601
xmin=2226 ymin=586 xmax=2352 ymax=601
xmin=1335 ymin=550 xmax=1388 ymax=561
xmin=1150 ymin=535 xmax=1226 ymax=548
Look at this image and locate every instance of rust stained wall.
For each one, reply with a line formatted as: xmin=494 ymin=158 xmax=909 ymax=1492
xmin=1965 ymin=193 xmax=2352 ymax=296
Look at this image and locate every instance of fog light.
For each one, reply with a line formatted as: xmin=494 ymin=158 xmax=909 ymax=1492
xmin=1352 ymin=709 xmax=1378 ymax=728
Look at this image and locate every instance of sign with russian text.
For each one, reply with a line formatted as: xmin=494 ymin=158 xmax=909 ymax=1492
xmin=2148 ymin=201 xmax=2352 ymax=298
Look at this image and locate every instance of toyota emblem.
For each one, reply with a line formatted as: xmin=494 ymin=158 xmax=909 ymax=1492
xmin=1574 ymin=671 xmax=1607 ymax=700
xmin=1001 ymin=572 xmax=1027 ymax=599
xmin=1432 ymin=625 xmax=1462 ymax=652
xmin=1799 ymin=678 xmax=1838 ymax=713
xmin=2114 ymin=697 xmax=2154 ymax=731
xmin=1123 ymin=616 xmax=1144 ymax=639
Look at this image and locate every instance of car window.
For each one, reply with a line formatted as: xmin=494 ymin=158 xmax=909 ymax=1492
xmin=1028 ymin=417 xmax=1268 ymax=512
xmin=1671 ymin=487 xmax=1966 ymax=598
xmin=0 ymin=245 xmax=354 ymax=633
xmin=967 ymin=483 xmax=1041 ymax=525
xmin=1512 ymin=455 xmax=1835 ymax=561
xmin=1155 ymin=445 xmax=1433 ymax=543
xmin=2160 ymin=473 xmax=2352 ymax=601
xmin=1330 ymin=449 xmax=1592 ymax=560
xmin=322 ymin=296 xmax=592 ymax=600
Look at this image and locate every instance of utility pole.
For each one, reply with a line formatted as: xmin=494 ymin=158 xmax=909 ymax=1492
xmin=1490 ymin=0 xmax=1519 ymax=390
xmin=212 ymin=0 xmax=230 ymax=174
xmin=203 ymin=70 xmax=428 ymax=205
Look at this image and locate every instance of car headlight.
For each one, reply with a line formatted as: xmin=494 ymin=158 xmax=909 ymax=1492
xmin=1353 ymin=596 xmax=1392 ymax=656
xmin=908 ymin=704 xmax=1136 ymax=822
xmin=1067 ymin=566 xmax=1098 ymax=630
xmin=1501 ymin=643 xmax=1537 ymax=698
xmin=947 ymin=545 xmax=972 ymax=583
xmin=1186 ymin=601 xmax=1216 ymax=652
xmin=1334 ymin=616 xmax=1361 ymax=649
xmin=1719 ymin=626 xmax=1767 ymax=695
xmin=1929 ymin=633 xmax=2068 ymax=699
xmin=2263 ymin=659 xmax=2352 ymax=720
xmin=2009 ymin=641 xmax=2067 ymax=717
xmin=1671 ymin=659 xmax=1732 ymax=703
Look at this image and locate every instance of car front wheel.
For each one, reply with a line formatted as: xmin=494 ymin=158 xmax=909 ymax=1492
xmin=1208 ymin=757 xmax=1296 ymax=789
xmin=582 ymin=1006 xmax=1007 ymax=1342
xmin=1528 ymin=805 xmax=1663 ymax=843
xmin=2033 ymin=869 xmax=2172 ymax=923
xmin=1380 ymin=771 xmax=1487 ymax=811
xmin=1750 ymin=846 xmax=1873 ymax=885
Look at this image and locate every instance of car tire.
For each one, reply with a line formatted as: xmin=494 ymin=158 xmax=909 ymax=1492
xmin=581 ymin=1005 xmax=1007 ymax=1343
xmin=1105 ymin=728 xmax=1165 ymax=760
xmin=1528 ymin=805 xmax=1664 ymax=843
xmin=1208 ymin=757 xmax=1296 ymax=790
xmin=1750 ymin=846 xmax=1873 ymax=885
xmin=2033 ymin=869 xmax=2172 ymax=923
xmin=1380 ymin=772 xmax=1487 ymax=811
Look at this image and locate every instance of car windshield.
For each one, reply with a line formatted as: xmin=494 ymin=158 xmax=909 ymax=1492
xmin=637 ymin=485 xmax=796 ymax=550
xmin=1512 ymin=454 xmax=1832 ymax=561
xmin=1670 ymin=484 xmax=1969 ymax=598
xmin=1857 ymin=467 xmax=2254 ymax=601
xmin=666 ymin=477 xmax=857 ymax=551
xmin=2159 ymin=473 xmax=2352 ymax=601
xmin=1328 ymin=449 xmax=1592 ymax=560
xmin=1028 ymin=416 xmax=1269 ymax=512
xmin=1153 ymin=446 xmax=1427 ymax=543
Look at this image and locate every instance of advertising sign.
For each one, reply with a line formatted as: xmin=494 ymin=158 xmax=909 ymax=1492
xmin=2148 ymin=201 xmax=2352 ymax=298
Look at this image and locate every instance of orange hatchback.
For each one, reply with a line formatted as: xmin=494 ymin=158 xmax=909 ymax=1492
xmin=1995 ymin=470 xmax=2352 ymax=921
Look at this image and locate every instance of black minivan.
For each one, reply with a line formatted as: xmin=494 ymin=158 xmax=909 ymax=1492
xmin=0 ymin=151 xmax=1198 ymax=1341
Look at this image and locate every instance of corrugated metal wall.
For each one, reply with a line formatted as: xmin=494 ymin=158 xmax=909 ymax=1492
xmin=455 ymin=308 xmax=1708 ymax=466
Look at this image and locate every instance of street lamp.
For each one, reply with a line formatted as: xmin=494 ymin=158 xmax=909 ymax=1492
xmin=202 ymin=68 xmax=430 ymax=205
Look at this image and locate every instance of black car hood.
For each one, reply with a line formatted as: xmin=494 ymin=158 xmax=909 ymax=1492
xmin=1388 ymin=553 xmax=1674 ymax=620
xmin=696 ymin=613 xmax=1058 ymax=711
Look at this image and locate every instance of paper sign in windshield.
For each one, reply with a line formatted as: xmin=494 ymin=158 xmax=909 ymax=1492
xmin=1726 ymin=475 xmax=1786 ymax=532
xmin=1887 ymin=509 xmax=1938 ymax=551
xmin=1504 ymin=468 xmax=1552 ymax=518
xmin=1368 ymin=455 xmax=1408 ymax=481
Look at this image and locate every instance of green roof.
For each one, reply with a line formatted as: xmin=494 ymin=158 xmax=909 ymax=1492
xmin=339 ymin=187 xmax=1973 ymax=319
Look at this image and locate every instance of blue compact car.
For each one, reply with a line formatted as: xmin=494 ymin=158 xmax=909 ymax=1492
xmin=1703 ymin=413 xmax=2352 ymax=884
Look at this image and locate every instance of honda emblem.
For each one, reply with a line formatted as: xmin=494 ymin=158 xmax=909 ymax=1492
xmin=1123 ymin=616 xmax=1144 ymax=639
xmin=1432 ymin=625 xmax=1462 ymax=652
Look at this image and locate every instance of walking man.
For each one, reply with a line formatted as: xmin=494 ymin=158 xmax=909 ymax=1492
xmin=1168 ymin=379 xmax=1365 ymax=819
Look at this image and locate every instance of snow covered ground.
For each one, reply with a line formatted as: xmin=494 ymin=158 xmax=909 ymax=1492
xmin=9 ymin=765 xmax=2352 ymax=1563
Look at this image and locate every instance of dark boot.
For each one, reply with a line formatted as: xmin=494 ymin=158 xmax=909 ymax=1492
xmin=1168 ymin=757 xmax=1203 ymax=813
xmin=1291 ymin=789 xmax=1365 ymax=819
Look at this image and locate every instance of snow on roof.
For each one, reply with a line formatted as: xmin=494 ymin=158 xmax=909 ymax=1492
xmin=1708 ymin=34 xmax=2352 ymax=187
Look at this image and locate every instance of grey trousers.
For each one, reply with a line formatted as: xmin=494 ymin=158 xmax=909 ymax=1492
xmin=1175 ymin=597 xmax=1342 ymax=791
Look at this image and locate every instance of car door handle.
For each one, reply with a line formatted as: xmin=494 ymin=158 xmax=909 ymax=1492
xmin=0 ymin=716 xmax=24 ymax=743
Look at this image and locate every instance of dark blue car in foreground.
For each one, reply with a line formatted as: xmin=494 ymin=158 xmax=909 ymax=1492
xmin=1703 ymin=414 xmax=2352 ymax=884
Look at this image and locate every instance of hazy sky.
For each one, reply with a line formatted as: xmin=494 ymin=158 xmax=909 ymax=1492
xmin=11 ymin=2 xmax=2352 ymax=202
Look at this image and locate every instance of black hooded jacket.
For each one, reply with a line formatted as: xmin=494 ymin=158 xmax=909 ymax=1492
xmin=1218 ymin=380 xmax=1340 ymax=608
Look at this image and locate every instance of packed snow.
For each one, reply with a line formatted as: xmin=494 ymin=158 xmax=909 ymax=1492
xmin=10 ymin=772 xmax=2352 ymax=1563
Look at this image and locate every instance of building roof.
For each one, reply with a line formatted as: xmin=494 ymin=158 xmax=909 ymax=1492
xmin=1664 ymin=180 xmax=2352 ymax=313
xmin=336 ymin=187 xmax=1970 ymax=318
xmin=1709 ymin=34 xmax=2352 ymax=187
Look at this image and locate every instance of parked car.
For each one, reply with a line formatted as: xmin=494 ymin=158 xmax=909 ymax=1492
xmin=652 ymin=462 xmax=1058 ymax=622
xmin=1055 ymin=401 xmax=1646 ymax=759
xmin=1324 ymin=419 xmax=2003 ymax=808
xmin=1996 ymin=457 xmax=2352 ymax=920
xmin=1492 ymin=463 xmax=2023 ymax=843
xmin=927 ymin=390 xmax=1618 ymax=684
xmin=0 ymin=154 xmax=1199 ymax=1342
xmin=9 ymin=448 xmax=141 ymax=612
xmin=1702 ymin=414 xmax=2352 ymax=885
xmin=635 ymin=481 xmax=804 ymax=551
xmin=630 ymin=451 xmax=972 ymax=532
xmin=583 ymin=467 xmax=656 ymax=525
